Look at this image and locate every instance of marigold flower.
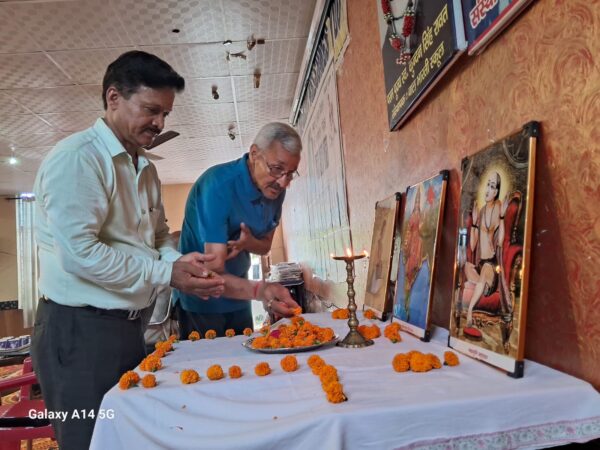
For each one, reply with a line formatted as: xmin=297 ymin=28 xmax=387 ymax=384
xmin=207 ymin=364 xmax=225 ymax=380
xmin=155 ymin=341 xmax=173 ymax=353
xmin=392 ymin=354 xmax=410 ymax=372
xmin=205 ymin=329 xmax=217 ymax=339
xmin=119 ymin=370 xmax=140 ymax=390
xmin=243 ymin=328 xmax=253 ymax=336
xmin=290 ymin=316 xmax=305 ymax=326
xmin=323 ymin=381 xmax=347 ymax=403
xmin=188 ymin=331 xmax=200 ymax=341
xmin=141 ymin=374 xmax=157 ymax=388
xmin=292 ymin=306 xmax=302 ymax=316
xmin=427 ymin=353 xmax=442 ymax=369
xmin=139 ymin=355 xmax=162 ymax=372
xmin=307 ymin=355 xmax=325 ymax=369
xmin=255 ymin=362 xmax=271 ymax=376
xmin=168 ymin=334 xmax=179 ymax=343
xmin=153 ymin=348 xmax=166 ymax=358
xmin=444 ymin=351 xmax=460 ymax=366
xmin=225 ymin=329 xmax=236 ymax=337
xmin=318 ymin=365 xmax=339 ymax=385
xmin=280 ymin=355 xmax=299 ymax=372
xmin=331 ymin=308 xmax=349 ymax=319
xmin=228 ymin=365 xmax=243 ymax=378
xmin=180 ymin=369 xmax=200 ymax=384
xmin=358 ymin=324 xmax=381 ymax=339
xmin=410 ymin=353 xmax=433 ymax=372
xmin=259 ymin=325 xmax=270 ymax=335
xmin=363 ymin=309 xmax=376 ymax=320
xmin=384 ymin=324 xmax=402 ymax=343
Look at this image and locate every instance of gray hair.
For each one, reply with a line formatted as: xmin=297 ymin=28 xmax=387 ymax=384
xmin=253 ymin=122 xmax=302 ymax=155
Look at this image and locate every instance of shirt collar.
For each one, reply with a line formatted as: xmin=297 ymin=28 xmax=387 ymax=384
xmin=93 ymin=118 xmax=128 ymax=158
xmin=238 ymin=153 xmax=263 ymax=202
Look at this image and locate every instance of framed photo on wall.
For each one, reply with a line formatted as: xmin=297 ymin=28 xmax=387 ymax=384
xmin=449 ymin=121 xmax=539 ymax=378
xmin=393 ymin=171 xmax=448 ymax=341
xmin=364 ymin=193 xmax=401 ymax=319
xmin=462 ymin=0 xmax=535 ymax=55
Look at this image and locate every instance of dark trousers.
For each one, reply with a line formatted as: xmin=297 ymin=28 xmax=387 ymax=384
xmin=175 ymin=304 xmax=253 ymax=339
xmin=31 ymin=299 xmax=146 ymax=450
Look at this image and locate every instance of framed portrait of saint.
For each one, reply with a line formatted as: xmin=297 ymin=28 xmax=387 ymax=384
xmin=449 ymin=121 xmax=539 ymax=378
xmin=393 ymin=171 xmax=448 ymax=341
xmin=364 ymin=193 xmax=401 ymax=320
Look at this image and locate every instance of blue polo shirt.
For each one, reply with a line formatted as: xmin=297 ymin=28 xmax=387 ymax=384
xmin=174 ymin=153 xmax=284 ymax=313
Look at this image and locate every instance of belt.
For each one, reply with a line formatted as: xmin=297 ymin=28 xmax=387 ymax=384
xmin=41 ymin=296 xmax=142 ymax=321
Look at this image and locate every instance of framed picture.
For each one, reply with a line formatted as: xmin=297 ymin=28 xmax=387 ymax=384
xmin=449 ymin=121 xmax=539 ymax=377
xmin=364 ymin=193 xmax=401 ymax=319
xmin=393 ymin=171 xmax=449 ymax=341
xmin=376 ymin=0 xmax=467 ymax=130
xmin=462 ymin=0 xmax=535 ymax=55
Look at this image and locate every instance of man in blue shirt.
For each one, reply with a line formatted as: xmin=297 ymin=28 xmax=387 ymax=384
xmin=175 ymin=122 xmax=302 ymax=336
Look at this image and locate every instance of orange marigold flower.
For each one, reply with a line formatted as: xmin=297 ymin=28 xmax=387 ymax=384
xmin=259 ymin=325 xmax=270 ymax=335
xmin=207 ymin=364 xmax=225 ymax=380
xmin=153 ymin=348 xmax=166 ymax=358
xmin=141 ymin=374 xmax=157 ymax=388
xmin=290 ymin=316 xmax=305 ymax=326
xmin=363 ymin=309 xmax=376 ymax=320
xmin=410 ymin=353 xmax=433 ymax=372
xmin=243 ymin=327 xmax=253 ymax=336
xmin=427 ymin=353 xmax=442 ymax=369
xmin=225 ymin=329 xmax=236 ymax=338
xmin=139 ymin=355 xmax=162 ymax=372
xmin=292 ymin=306 xmax=302 ymax=316
xmin=168 ymin=334 xmax=179 ymax=343
xmin=323 ymin=381 xmax=347 ymax=403
xmin=318 ymin=365 xmax=339 ymax=385
xmin=331 ymin=308 xmax=349 ymax=319
xmin=155 ymin=341 xmax=173 ymax=353
xmin=180 ymin=369 xmax=200 ymax=384
xmin=255 ymin=362 xmax=271 ymax=376
xmin=444 ymin=351 xmax=460 ymax=366
xmin=358 ymin=324 xmax=381 ymax=340
xmin=280 ymin=355 xmax=299 ymax=372
xmin=384 ymin=324 xmax=402 ymax=343
xmin=119 ymin=370 xmax=140 ymax=390
xmin=228 ymin=365 xmax=243 ymax=378
xmin=188 ymin=331 xmax=200 ymax=341
xmin=392 ymin=354 xmax=410 ymax=372
xmin=205 ymin=330 xmax=217 ymax=339
xmin=307 ymin=354 xmax=325 ymax=369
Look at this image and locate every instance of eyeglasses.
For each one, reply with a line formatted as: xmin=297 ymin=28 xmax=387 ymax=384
xmin=260 ymin=155 xmax=300 ymax=181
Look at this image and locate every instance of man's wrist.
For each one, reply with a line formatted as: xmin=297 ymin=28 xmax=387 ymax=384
xmin=253 ymin=280 xmax=264 ymax=300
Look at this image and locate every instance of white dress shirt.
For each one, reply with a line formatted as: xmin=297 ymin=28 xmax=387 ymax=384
xmin=34 ymin=118 xmax=181 ymax=311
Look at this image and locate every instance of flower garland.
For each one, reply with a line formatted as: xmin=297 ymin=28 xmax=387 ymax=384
xmin=381 ymin=0 xmax=417 ymax=64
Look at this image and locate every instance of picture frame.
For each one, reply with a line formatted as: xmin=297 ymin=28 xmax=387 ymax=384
xmin=393 ymin=171 xmax=449 ymax=341
xmin=462 ymin=0 xmax=535 ymax=55
xmin=364 ymin=193 xmax=402 ymax=320
xmin=449 ymin=121 xmax=539 ymax=378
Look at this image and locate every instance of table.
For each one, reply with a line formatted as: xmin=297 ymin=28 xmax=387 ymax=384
xmin=91 ymin=313 xmax=600 ymax=450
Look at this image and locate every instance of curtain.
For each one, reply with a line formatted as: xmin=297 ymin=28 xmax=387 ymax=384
xmin=16 ymin=197 xmax=38 ymax=328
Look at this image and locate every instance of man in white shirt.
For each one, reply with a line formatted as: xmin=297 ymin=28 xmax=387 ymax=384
xmin=33 ymin=50 xmax=299 ymax=450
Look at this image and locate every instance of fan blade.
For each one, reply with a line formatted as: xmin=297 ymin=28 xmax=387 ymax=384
xmin=146 ymin=153 xmax=165 ymax=161
xmin=146 ymin=130 xmax=180 ymax=150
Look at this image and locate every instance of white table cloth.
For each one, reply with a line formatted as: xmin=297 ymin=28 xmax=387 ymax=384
xmin=91 ymin=313 xmax=600 ymax=449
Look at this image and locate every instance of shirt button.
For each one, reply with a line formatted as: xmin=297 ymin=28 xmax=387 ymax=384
xmin=141 ymin=209 xmax=146 ymax=215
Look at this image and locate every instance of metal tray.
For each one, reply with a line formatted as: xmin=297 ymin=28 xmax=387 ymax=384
xmin=242 ymin=335 xmax=339 ymax=354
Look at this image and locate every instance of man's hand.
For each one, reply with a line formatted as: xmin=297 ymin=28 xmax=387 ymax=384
xmin=226 ymin=222 xmax=253 ymax=260
xmin=259 ymin=282 xmax=300 ymax=320
xmin=170 ymin=252 xmax=225 ymax=299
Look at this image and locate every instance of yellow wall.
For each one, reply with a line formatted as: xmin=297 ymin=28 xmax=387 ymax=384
xmin=0 ymin=199 xmax=18 ymax=302
xmin=161 ymin=183 xmax=193 ymax=232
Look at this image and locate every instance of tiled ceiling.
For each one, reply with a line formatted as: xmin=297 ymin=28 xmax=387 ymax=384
xmin=0 ymin=0 xmax=316 ymax=195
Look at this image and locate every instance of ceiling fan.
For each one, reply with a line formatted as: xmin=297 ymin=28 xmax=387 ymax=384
xmin=144 ymin=130 xmax=180 ymax=160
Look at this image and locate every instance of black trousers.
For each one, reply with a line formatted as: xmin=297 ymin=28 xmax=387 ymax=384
xmin=31 ymin=299 xmax=146 ymax=450
xmin=175 ymin=304 xmax=253 ymax=339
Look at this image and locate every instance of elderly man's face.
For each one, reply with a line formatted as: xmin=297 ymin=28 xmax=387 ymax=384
xmin=249 ymin=142 xmax=301 ymax=200
xmin=106 ymin=85 xmax=174 ymax=151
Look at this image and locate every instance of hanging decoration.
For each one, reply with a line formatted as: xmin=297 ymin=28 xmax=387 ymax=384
xmin=381 ymin=0 xmax=417 ymax=64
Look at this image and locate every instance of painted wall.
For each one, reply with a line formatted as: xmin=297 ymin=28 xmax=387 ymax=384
xmin=162 ymin=183 xmax=193 ymax=232
xmin=283 ymin=0 xmax=600 ymax=387
xmin=0 ymin=199 xmax=18 ymax=302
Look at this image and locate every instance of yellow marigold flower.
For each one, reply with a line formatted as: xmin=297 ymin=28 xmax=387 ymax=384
xmin=255 ymin=362 xmax=271 ymax=376
xmin=180 ymin=369 xmax=200 ymax=384
xmin=280 ymin=355 xmax=299 ymax=372
xmin=318 ymin=365 xmax=339 ymax=385
xmin=141 ymin=374 xmax=157 ymax=388
xmin=207 ymin=364 xmax=225 ymax=380
xmin=331 ymin=308 xmax=349 ymax=319
xmin=243 ymin=327 xmax=253 ymax=336
xmin=188 ymin=331 xmax=200 ymax=341
xmin=228 ymin=365 xmax=243 ymax=379
xmin=444 ymin=351 xmax=460 ymax=366
xmin=205 ymin=329 xmax=217 ymax=339
xmin=392 ymin=354 xmax=410 ymax=372
xmin=363 ymin=309 xmax=376 ymax=319
xmin=323 ymin=381 xmax=347 ymax=403
xmin=139 ymin=355 xmax=162 ymax=372
xmin=119 ymin=370 xmax=140 ymax=390
xmin=225 ymin=329 xmax=236 ymax=337
xmin=427 ymin=353 xmax=442 ymax=369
